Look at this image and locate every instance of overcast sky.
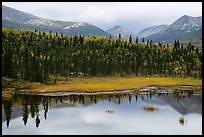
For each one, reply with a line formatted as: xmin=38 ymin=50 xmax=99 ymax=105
xmin=2 ymin=2 xmax=202 ymax=33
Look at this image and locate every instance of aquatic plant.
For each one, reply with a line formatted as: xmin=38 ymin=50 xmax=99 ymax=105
xmin=143 ymin=105 xmax=158 ymax=111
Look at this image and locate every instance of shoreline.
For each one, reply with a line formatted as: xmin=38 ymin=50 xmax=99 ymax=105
xmin=15 ymin=84 xmax=202 ymax=96
xmin=2 ymin=76 xmax=202 ymax=98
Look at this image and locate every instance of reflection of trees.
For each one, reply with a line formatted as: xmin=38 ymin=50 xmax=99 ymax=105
xmin=3 ymin=95 xmax=48 ymax=128
xmin=43 ymin=98 xmax=49 ymax=120
xmin=94 ymin=95 xmax=97 ymax=103
xmin=4 ymin=90 xmax=200 ymax=129
xmin=116 ymin=94 xmax=121 ymax=104
xmin=129 ymin=95 xmax=131 ymax=103
xmin=90 ymin=96 xmax=93 ymax=102
xmin=3 ymin=100 xmax=12 ymax=128
xmin=81 ymin=96 xmax=85 ymax=104
xmin=135 ymin=95 xmax=138 ymax=102
xmin=30 ymin=102 xmax=36 ymax=118
xmin=108 ymin=95 xmax=112 ymax=102
xmin=22 ymin=95 xmax=29 ymax=125
xmin=173 ymin=91 xmax=192 ymax=100
xmin=20 ymin=95 xmax=44 ymax=128
xmin=22 ymin=104 xmax=29 ymax=125
xmin=1 ymin=93 xmax=164 ymax=128
xmin=35 ymin=114 xmax=40 ymax=128
xmin=149 ymin=94 xmax=152 ymax=99
xmin=146 ymin=94 xmax=149 ymax=99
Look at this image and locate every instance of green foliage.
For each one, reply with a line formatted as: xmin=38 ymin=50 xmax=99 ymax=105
xmin=2 ymin=27 xmax=202 ymax=83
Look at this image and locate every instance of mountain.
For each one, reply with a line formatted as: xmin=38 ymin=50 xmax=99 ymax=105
xmin=145 ymin=94 xmax=202 ymax=115
xmin=165 ymin=29 xmax=202 ymax=48
xmin=2 ymin=5 xmax=202 ymax=48
xmin=167 ymin=15 xmax=202 ymax=31
xmin=106 ymin=25 xmax=137 ymax=40
xmin=2 ymin=5 xmax=39 ymax=24
xmin=2 ymin=5 xmax=111 ymax=37
xmin=145 ymin=15 xmax=202 ymax=48
xmin=136 ymin=25 xmax=168 ymax=38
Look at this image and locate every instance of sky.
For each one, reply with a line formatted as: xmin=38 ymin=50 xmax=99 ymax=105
xmin=2 ymin=2 xmax=202 ymax=33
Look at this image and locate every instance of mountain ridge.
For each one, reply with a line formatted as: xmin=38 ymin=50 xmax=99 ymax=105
xmin=106 ymin=25 xmax=137 ymax=40
xmin=2 ymin=5 xmax=112 ymax=37
xmin=136 ymin=25 xmax=168 ymax=38
xmin=145 ymin=15 xmax=202 ymax=48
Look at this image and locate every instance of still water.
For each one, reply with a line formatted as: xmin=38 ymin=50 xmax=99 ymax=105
xmin=2 ymin=90 xmax=202 ymax=135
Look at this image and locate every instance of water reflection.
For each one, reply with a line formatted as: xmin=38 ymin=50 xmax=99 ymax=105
xmin=3 ymin=100 xmax=12 ymax=128
xmin=2 ymin=90 xmax=202 ymax=135
xmin=2 ymin=92 xmax=202 ymax=127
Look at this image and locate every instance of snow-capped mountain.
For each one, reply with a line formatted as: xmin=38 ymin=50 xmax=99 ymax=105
xmin=106 ymin=25 xmax=137 ymax=40
xmin=2 ymin=5 xmax=38 ymax=24
xmin=145 ymin=15 xmax=202 ymax=48
xmin=136 ymin=25 xmax=168 ymax=38
xmin=2 ymin=5 xmax=111 ymax=36
xmin=167 ymin=15 xmax=202 ymax=31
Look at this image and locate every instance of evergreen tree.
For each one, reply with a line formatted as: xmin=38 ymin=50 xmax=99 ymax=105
xmin=2 ymin=27 xmax=202 ymax=83
xmin=129 ymin=35 xmax=132 ymax=43
xmin=135 ymin=37 xmax=138 ymax=43
xmin=142 ymin=37 xmax=145 ymax=42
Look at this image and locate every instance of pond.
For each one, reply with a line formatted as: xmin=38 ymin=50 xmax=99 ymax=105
xmin=2 ymin=89 xmax=202 ymax=135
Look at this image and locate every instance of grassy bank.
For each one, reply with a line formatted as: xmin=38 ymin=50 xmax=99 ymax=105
xmin=2 ymin=76 xmax=202 ymax=98
xmin=35 ymin=76 xmax=202 ymax=92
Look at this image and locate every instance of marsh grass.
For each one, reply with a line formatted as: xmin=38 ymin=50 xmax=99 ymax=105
xmin=143 ymin=105 xmax=158 ymax=111
xmin=35 ymin=76 xmax=201 ymax=92
xmin=2 ymin=76 xmax=202 ymax=95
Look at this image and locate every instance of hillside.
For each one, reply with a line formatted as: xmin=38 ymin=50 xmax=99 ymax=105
xmin=136 ymin=25 xmax=168 ymax=38
xmin=107 ymin=25 xmax=137 ymax=40
xmin=2 ymin=5 xmax=112 ymax=37
xmin=145 ymin=15 xmax=202 ymax=48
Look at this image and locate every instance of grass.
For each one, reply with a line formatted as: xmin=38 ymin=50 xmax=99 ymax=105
xmin=2 ymin=76 xmax=202 ymax=96
xmin=35 ymin=76 xmax=202 ymax=92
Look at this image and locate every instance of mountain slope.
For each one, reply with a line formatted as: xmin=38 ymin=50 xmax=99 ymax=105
xmin=107 ymin=25 xmax=137 ymax=40
xmin=145 ymin=15 xmax=202 ymax=48
xmin=136 ymin=25 xmax=168 ymax=38
xmin=2 ymin=5 xmax=39 ymax=24
xmin=2 ymin=5 xmax=111 ymax=37
xmin=167 ymin=15 xmax=202 ymax=31
xmin=166 ymin=29 xmax=202 ymax=48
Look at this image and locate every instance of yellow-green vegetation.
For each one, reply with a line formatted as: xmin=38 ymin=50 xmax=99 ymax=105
xmin=35 ymin=76 xmax=201 ymax=93
xmin=2 ymin=88 xmax=15 ymax=101
xmin=2 ymin=76 xmax=201 ymax=96
xmin=2 ymin=27 xmax=202 ymax=85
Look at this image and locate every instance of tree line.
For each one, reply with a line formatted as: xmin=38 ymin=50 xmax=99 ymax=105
xmin=2 ymin=27 xmax=202 ymax=84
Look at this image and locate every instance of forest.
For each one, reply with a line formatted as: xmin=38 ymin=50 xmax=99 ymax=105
xmin=2 ymin=27 xmax=202 ymax=84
